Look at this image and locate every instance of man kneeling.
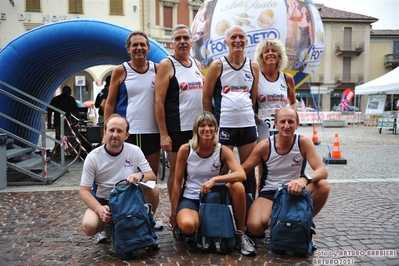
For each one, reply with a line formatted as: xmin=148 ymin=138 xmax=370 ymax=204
xmin=242 ymin=108 xmax=330 ymax=245
xmin=79 ymin=114 xmax=160 ymax=244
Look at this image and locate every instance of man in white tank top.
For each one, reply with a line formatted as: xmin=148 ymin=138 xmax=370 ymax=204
xmin=155 ymin=24 xmax=204 ymax=199
xmin=203 ymin=25 xmax=259 ymax=201
xmin=242 ymin=108 xmax=330 ymax=241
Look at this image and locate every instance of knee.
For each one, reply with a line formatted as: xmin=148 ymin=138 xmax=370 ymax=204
xmin=81 ymin=220 xmax=98 ymax=236
xmin=144 ymin=186 xmax=160 ymax=204
xmin=315 ymin=179 xmax=331 ymax=196
xmin=177 ymin=218 xmax=198 ymax=234
xmin=246 ymin=218 xmax=265 ymax=236
xmin=228 ymin=182 xmax=245 ymax=195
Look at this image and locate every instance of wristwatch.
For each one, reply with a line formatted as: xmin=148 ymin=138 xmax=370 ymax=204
xmin=301 ymin=174 xmax=312 ymax=185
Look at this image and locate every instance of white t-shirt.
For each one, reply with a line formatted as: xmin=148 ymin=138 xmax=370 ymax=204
xmin=80 ymin=143 xmax=151 ymax=199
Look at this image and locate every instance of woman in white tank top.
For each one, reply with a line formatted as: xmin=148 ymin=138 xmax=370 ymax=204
xmin=254 ymin=38 xmax=298 ymax=140
xmin=169 ymin=111 xmax=257 ymax=256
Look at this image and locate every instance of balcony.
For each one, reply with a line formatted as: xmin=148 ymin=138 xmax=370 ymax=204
xmin=384 ymin=54 xmax=399 ymax=68
xmin=334 ymin=74 xmax=364 ymax=84
xmin=334 ymin=41 xmax=364 ymax=56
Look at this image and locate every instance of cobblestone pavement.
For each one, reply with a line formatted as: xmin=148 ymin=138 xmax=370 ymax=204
xmin=1 ymin=126 xmax=398 ymax=265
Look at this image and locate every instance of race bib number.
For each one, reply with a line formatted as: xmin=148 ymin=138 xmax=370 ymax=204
xmin=259 ymin=108 xmax=279 ymax=130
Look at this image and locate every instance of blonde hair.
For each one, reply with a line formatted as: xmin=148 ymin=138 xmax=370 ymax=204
xmin=254 ymin=38 xmax=288 ymax=72
xmin=189 ymin=111 xmax=219 ymax=152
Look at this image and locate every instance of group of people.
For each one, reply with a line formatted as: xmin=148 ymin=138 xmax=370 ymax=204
xmin=78 ymin=23 xmax=330 ymax=256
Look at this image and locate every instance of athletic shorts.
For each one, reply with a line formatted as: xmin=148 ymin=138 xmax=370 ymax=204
xmin=96 ymin=197 xmax=109 ymax=206
xmin=169 ymin=131 xmax=193 ymax=152
xmin=177 ymin=197 xmax=200 ymax=213
xmin=126 ymin=133 xmax=160 ymax=156
xmin=258 ymin=190 xmax=276 ymax=201
xmin=218 ymin=126 xmax=257 ymax=147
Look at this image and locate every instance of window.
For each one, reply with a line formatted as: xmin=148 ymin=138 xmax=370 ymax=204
xmin=26 ymin=0 xmax=41 ymax=12
xmin=69 ymin=0 xmax=83 ymax=14
xmin=110 ymin=0 xmax=123 ymax=15
xmin=343 ymin=27 xmax=352 ymax=50
xmin=342 ymin=57 xmax=351 ymax=82
xmin=164 ymin=6 xmax=173 ymax=28
xmin=393 ymin=41 xmax=399 ymax=53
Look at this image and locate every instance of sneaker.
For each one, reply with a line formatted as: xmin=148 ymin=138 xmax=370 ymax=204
xmin=185 ymin=231 xmax=197 ymax=243
xmin=237 ymin=231 xmax=257 ymax=256
xmin=97 ymin=223 xmax=111 ymax=243
xmin=154 ymin=218 xmax=164 ymax=230
xmin=311 ymin=222 xmax=316 ymax=235
xmin=173 ymin=227 xmax=185 ymax=243
xmin=311 ymin=240 xmax=317 ymax=251
xmin=311 ymin=222 xmax=317 ymax=251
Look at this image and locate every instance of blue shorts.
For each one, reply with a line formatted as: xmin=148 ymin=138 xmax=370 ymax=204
xmin=169 ymin=131 xmax=193 ymax=152
xmin=177 ymin=197 xmax=199 ymax=213
xmin=126 ymin=133 xmax=160 ymax=156
xmin=219 ymin=126 xmax=257 ymax=147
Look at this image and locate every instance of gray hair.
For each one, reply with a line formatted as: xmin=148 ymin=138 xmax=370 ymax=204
xmin=171 ymin=24 xmax=192 ymax=40
xmin=254 ymin=38 xmax=288 ymax=72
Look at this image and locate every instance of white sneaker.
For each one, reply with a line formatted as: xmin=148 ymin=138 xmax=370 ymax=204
xmin=237 ymin=231 xmax=257 ymax=256
xmin=97 ymin=223 xmax=111 ymax=243
xmin=154 ymin=218 xmax=164 ymax=230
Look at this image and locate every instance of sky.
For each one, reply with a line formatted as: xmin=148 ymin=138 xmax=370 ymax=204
xmin=315 ymin=0 xmax=399 ymax=29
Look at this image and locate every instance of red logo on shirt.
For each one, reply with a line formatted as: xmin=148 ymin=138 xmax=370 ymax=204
xmin=222 ymin=86 xmax=230 ymax=94
xmin=180 ymin=82 xmax=189 ymax=91
xmin=258 ymin=94 xmax=266 ymax=102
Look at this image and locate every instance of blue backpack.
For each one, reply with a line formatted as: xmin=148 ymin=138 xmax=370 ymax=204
xmin=108 ymin=180 xmax=157 ymax=257
xmin=197 ymin=183 xmax=236 ymax=254
xmin=270 ymin=184 xmax=314 ymax=255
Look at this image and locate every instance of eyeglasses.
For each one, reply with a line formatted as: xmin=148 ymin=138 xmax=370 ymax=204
xmin=173 ymin=35 xmax=191 ymax=42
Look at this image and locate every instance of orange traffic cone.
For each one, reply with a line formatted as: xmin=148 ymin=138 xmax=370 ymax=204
xmin=323 ymin=133 xmax=347 ymax=164
xmin=331 ymin=133 xmax=341 ymax=159
xmin=312 ymin=125 xmax=321 ymax=145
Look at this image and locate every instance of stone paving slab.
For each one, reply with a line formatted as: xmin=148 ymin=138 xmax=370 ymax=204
xmin=0 ymin=182 xmax=398 ymax=265
xmin=1 ymin=125 xmax=398 ymax=265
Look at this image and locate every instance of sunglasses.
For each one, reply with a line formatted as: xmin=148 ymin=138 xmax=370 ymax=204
xmin=173 ymin=35 xmax=191 ymax=41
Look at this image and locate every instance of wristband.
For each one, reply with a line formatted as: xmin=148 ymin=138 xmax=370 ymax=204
xmin=137 ymin=167 xmax=144 ymax=182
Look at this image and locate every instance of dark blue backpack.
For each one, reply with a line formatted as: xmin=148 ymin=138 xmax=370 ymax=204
xmin=197 ymin=183 xmax=236 ymax=254
xmin=270 ymin=184 xmax=314 ymax=255
xmin=108 ymin=180 xmax=157 ymax=257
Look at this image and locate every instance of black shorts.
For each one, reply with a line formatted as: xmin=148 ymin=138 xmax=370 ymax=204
xmin=219 ymin=126 xmax=257 ymax=147
xmin=177 ymin=197 xmax=200 ymax=213
xmin=126 ymin=133 xmax=160 ymax=156
xmin=169 ymin=131 xmax=193 ymax=152
xmin=96 ymin=198 xmax=109 ymax=206
xmin=258 ymin=190 xmax=276 ymax=201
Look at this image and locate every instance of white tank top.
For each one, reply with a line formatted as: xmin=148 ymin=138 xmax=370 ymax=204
xmin=183 ymin=143 xmax=222 ymax=200
xmin=213 ymin=56 xmax=255 ymax=128
xmin=164 ymin=56 xmax=203 ymax=132
xmin=116 ymin=61 xmax=158 ymax=134
xmin=257 ymin=71 xmax=289 ymax=134
xmin=260 ymin=134 xmax=306 ymax=191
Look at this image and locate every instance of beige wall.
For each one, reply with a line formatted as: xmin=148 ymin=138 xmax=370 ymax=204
xmin=369 ymin=40 xmax=392 ymax=80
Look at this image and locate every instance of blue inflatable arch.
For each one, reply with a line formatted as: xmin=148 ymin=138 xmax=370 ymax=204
xmin=0 ymin=19 xmax=169 ymax=145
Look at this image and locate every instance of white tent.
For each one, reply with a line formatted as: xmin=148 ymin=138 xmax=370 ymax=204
xmin=355 ymin=67 xmax=399 ymax=95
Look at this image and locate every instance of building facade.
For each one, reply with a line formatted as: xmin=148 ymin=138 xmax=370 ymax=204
xmin=0 ymin=0 xmax=398 ymax=111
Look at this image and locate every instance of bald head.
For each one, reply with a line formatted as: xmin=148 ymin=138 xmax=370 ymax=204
xmin=225 ymin=25 xmax=246 ymax=41
xmin=275 ymin=107 xmax=300 ymax=124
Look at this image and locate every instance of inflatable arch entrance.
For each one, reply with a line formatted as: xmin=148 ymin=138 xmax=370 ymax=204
xmin=0 ymin=19 xmax=169 ymax=145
